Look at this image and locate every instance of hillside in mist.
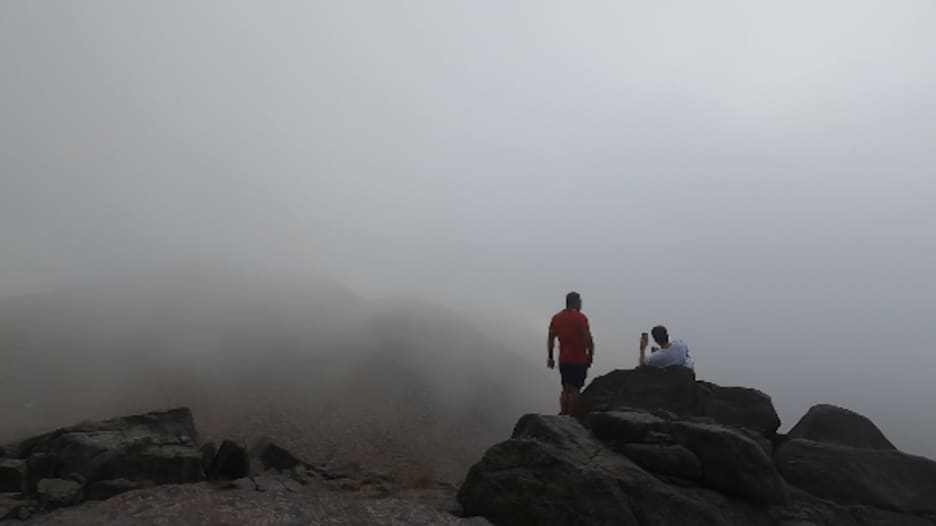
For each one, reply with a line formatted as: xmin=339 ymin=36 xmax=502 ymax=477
xmin=0 ymin=271 xmax=551 ymax=484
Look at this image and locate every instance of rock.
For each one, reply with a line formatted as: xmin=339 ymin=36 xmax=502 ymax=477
xmin=581 ymin=367 xmax=703 ymax=419
xmin=775 ymin=439 xmax=936 ymax=514
xmin=699 ymin=383 xmax=781 ymax=437
xmin=588 ymin=411 xmax=787 ymax=505
xmin=10 ymin=408 xmax=205 ymax=487
xmin=26 ymin=454 xmax=59 ymax=493
xmin=85 ymin=478 xmax=154 ymax=501
xmin=208 ymin=440 xmax=249 ymax=480
xmin=459 ymin=414 xmax=775 ymax=526
xmin=787 ymin=404 xmax=896 ymax=450
xmin=251 ymin=437 xmax=305 ymax=471
xmin=36 ymin=478 xmax=82 ymax=508
xmin=580 ymin=368 xmax=781 ymax=437
xmin=0 ymin=459 xmax=27 ymax=493
xmin=0 ymin=494 xmax=35 ymax=521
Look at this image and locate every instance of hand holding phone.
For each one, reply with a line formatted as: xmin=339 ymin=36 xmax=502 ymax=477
xmin=640 ymin=332 xmax=649 ymax=351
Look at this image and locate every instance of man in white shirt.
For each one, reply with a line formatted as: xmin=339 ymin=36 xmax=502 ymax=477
xmin=640 ymin=325 xmax=695 ymax=370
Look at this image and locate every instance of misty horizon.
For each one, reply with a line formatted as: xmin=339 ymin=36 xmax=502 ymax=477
xmin=2 ymin=0 xmax=935 ymax=466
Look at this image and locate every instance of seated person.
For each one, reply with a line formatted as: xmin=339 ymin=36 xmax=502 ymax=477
xmin=639 ymin=325 xmax=694 ymax=370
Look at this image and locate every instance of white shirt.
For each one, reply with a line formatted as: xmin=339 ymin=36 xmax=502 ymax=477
xmin=645 ymin=339 xmax=694 ymax=370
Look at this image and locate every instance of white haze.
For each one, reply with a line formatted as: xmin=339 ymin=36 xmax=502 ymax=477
xmin=1 ymin=1 xmax=935 ymax=461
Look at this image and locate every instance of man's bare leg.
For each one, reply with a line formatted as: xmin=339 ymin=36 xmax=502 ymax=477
xmin=568 ymin=388 xmax=581 ymax=417
xmin=559 ymin=387 xmax=570 ymax=415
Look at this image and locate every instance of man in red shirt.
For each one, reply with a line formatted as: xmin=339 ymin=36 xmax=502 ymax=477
xmin=548 ymin=291 xmax=595 ymax=417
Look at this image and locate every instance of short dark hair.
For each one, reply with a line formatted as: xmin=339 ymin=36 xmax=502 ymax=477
xmin=651 ymin=325 xmax=669 ymax=345
xmin=565 ymin=291 xmax=581 ymax=308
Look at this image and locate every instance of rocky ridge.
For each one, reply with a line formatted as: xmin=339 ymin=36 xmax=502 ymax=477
xmin=0 ymin=408 xmax=483 ymax=525
xmin=458 ymin=367 xmax=936 ymax=526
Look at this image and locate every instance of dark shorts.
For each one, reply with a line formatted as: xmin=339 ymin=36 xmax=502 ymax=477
xmin=559 ymin=363 xmax=589 ymax=389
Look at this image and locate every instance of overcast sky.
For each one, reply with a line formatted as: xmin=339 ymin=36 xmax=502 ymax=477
xmin=2 ymin=1 xmax=935 ymax=454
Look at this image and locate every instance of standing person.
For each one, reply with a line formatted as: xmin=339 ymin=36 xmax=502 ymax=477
xmin=639 ymin=325 xmax=694 ymax=370
xmin=548 ymin=292 xmax=595 ymax=416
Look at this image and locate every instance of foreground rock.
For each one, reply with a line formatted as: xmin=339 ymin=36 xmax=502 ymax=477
xmin=1 ymin=484 xmax=490 ymax=526
xmin=1 ymin=407 xmax=465 ymax=522
xmin=459 ymin=414 xmax=775 ymax=526
xmin=207 ymin=440 xmax=250 ymax=480
xmin=460 ymin=368 xmax=936 ymax=526
xmin=3 ymin=407 xmax=204 ymax=489
xmin=787 ymin=404 xmax=896 ymax=450
xmin=579 ymin=367 xmax=781 ymax=437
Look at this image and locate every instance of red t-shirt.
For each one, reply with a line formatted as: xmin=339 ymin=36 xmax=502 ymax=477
xmin=549 ymin=309 xmax=590 ymax=364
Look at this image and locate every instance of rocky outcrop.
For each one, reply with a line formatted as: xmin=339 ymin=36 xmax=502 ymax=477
xmin=3 ymin=408 xmax=205 ymax=486
xmin=579 ymin=367 xmax=781 ymax=437
xmin=787 ymin=404 xmax=896 ymax=450
xmin=0 ymin=408 xmax=207 ymax=517
xmin=459 ymin=368 xmax=936 ymax=526
xmin=588 ymin=411 xmax=786 ymax=505
xmin=458 ymin=414 xmax=775 ymax=526
xmin=0 ymin=407 xmax=444 ymax=521
xmin=776 ymin=439 xmax=936 ymax=514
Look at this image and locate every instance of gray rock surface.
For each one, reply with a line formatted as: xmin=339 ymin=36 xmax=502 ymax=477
xmin=588 ymin=410 xmax=787 ymax=505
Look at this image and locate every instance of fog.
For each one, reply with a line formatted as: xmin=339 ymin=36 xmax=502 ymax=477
xmin=2 ymin=0 xmax=935 ymax=468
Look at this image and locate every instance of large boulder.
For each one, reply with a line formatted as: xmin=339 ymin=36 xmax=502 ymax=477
xmin=588 ymin=411 xmax=787 ymax=505
xmin=580 ymin=368 xmax=781 ymax=437
xmin=698 ymin=383 xmax=781 ymax=437
xmin=580 ymin=367 xmax=703 ymax=418
xmin=775 ymin=439 xmax=936 ymax=514
xmin=0 ymin=459 xmax=28 ymax=493
xmin=251 ymin=437 xmax=307 ymax=471
xmin=209 ymin=440 xmax=250 ymax=480
xmin=787 ymin=404 xmax=896 ymax=450
xmin=458 ymin=414 xmax=775 ymax=526
xmin=3 ymin=408 xmax=205 ymax=495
